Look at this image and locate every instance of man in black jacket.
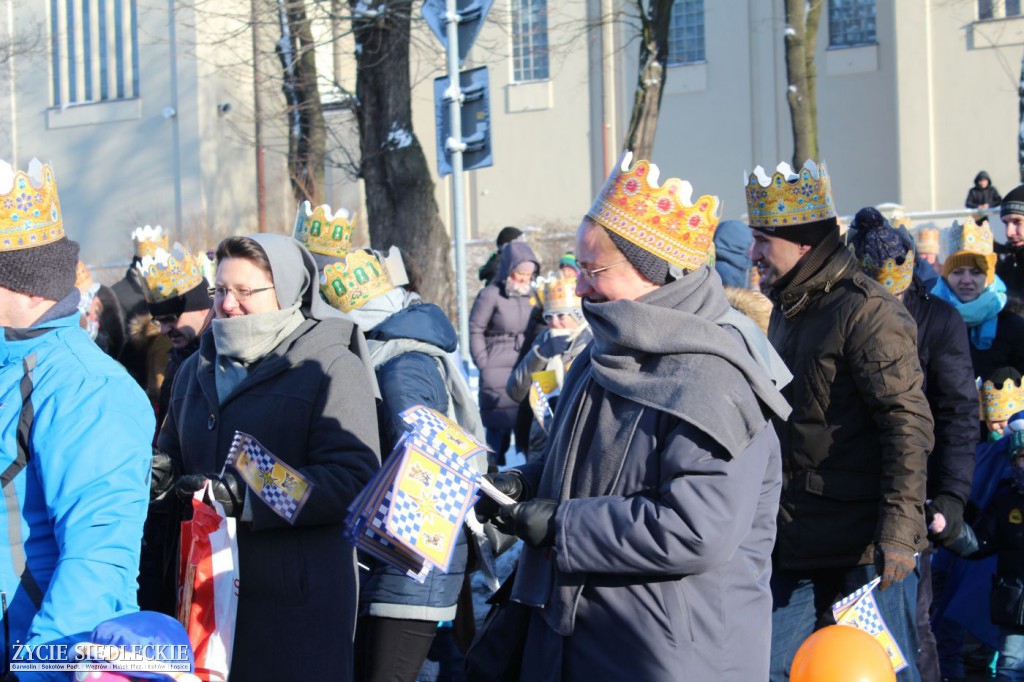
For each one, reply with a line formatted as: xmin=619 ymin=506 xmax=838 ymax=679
xmin=850 ymin=207 xmax=979 ymax=682
xmin=997 ymin=184 xmax=1024 ymax=299
xmin=748 ymin=162 xmax=934 ymax=682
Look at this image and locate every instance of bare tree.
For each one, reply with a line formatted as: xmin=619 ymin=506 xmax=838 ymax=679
xmin=783 ymin=0 xmax=823 ymax=167
xmin=348 ymin=0 xmax=454 ymax=314
xmin=622 ymin=0 xmax=675 ymax=159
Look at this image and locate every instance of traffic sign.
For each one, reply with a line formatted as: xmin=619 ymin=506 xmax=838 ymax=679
xmin=421 ymin=0 xmax=495 ymax=66
xmin=434 ymin=66 xmax=492 ymax=176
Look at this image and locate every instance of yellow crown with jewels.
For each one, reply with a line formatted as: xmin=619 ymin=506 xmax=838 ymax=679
xmin=861 ymin=249 xmax=915 ymax=297
xmin=981 ymin=378 xmax=1024 ymax=423
xmin=916 ymin=228 xmax=940 ymax=256
xmin=745 ymin=161 xmax=836 ymax=230
xmin=945 ymin=217 xmax=996 ymax=285
xmin=136 ymin=242 xmax=207 ymax=303
xmin=0 ymin=159 xmax=64 ymax=252
xmin=542 ymin=277 xmax=581 ymax=315
xmin=586 ymin=152 xmax=721 ymax=272
xmin=320 ymin=249 xmax=395 ymax=312
xmin=131 ymin=225 xmax=169 ymax=259
xmin=294 ymin=201 xmax=355 ymax=259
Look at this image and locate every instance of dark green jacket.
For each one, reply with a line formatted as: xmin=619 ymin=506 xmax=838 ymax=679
xmin=769 ymin=245 xmax=934 ymax=570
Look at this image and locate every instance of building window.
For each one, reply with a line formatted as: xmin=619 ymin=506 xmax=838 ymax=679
xmin=829 ymin=0 xmax=876 ymax=48
xmin=50 ymin=0 xmax=139 ymax=107
xmin=512 ymin=0 xmax=548 ymax=82
xmin=667 ymin=0 xmax=705 ymax=66
xmin=979 ymin=0 xmax=1022 ymax=19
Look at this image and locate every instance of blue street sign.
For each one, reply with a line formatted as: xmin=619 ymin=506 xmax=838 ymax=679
xmin=434 ymin=66 xmax=492 ymax=176
xmin=421 ymin=0 xmax=495 ymax=67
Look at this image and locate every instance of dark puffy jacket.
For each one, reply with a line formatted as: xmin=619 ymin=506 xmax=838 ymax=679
xmin=769 ymin=245 xmax=934 ymax=570
xmin=902 ymin=278 xmax=978 ymax=504
xmin=359 ymin=302 xmax=468 ymax=619
xmin=951 ymin=481 xmax=1024 ymax=582
xmin=969 ymin=308 xmax=1024 ymax=382
xmin=469 ymin=241 xmax=540 ymax=429
xmin=997 ymin=245 xmax=1024 ymax=301
xmin=965 ymin=171 xmax=1002 ymax=208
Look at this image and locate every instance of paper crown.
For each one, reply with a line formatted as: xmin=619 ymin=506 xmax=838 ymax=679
xmin=542 ymin=277 xmax=581 ymax=315
xmin=135 ymin=242 xmax=207 ymax=304
xmin=915 ymin=228 xmax=940 ymax=255
xmin=294 ymin=201 xmax=355 ymax=259
xmin=320 ymin=249 xmax=395 ymax=312
xmin=131 ymin=225 xmax=169 ymax=259
xmin=745 ymin=161 xmax=836 ymax=229
xmin=0 ymin=159 xmax=64 ymax=252
xmin=861 ymin=248 xmax=914 ymax=297
xmin=945 ymin=217 xmax=996 ymax=284
xmin=981 ymin=378 xmax=1024 ymax=423
xmin=586 ymin=153 xmax=721 ymax=271
xmin=75 ymin=261 xmax=95 ymax=293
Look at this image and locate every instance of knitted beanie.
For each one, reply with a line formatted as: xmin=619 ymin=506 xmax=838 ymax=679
xmin=849 ymin=207 xmax=911 ymax=273
xmin=605 ymin=229 xmax=670 ymax=285
xmin=0 ymin=236 xmax=80 ymax=300
xmin=1002 ymin=184 xmax=1024 ymax=218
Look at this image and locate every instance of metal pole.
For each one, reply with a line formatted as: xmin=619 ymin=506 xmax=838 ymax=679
xmin=445 ymin=0 xmax=470 ymax=362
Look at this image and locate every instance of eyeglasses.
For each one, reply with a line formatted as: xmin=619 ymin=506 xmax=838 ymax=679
xmin=543 ymin=312 xmax=574 ymax=322
xmin=578 ymin=260 xmax=628 ymax=279
xmin=208 ymin=285 xmax=275 ymax=300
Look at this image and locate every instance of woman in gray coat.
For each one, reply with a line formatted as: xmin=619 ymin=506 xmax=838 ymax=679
xmin=159 ymin=234 xmax=380 ymax=681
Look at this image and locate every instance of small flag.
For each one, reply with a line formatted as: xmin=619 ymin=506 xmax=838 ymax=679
xmin=832 ymin=577 xmax=909 ymax=672
xmin=529 ymin=370 xmax=559 ymax=427
xmin=225 ymin=431 xmax=313 ymax=525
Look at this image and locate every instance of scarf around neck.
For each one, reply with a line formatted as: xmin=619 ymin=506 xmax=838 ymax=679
xmin=931 ymin=275 xmax=1006 ymax=350
xmin=584 ymin=266 xmax=791 ymax=458
xmin=211 ymin=302 xmax=305 ymax=364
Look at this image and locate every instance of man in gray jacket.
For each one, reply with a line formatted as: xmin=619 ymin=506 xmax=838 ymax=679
xmin=476 ymin=154 xmax=791 ymax=681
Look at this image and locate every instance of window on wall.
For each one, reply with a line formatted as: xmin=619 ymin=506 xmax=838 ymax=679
xmin=50 ymin=0 xmax=139 ymax=107
xmin=512 ymin=0 xmax=549 ymax=82
xmin=667 ymin=0 xmax=705 ymax=66
xmin=829 ymin=0 xmax=876 ymax=48
xmin=979 ymin=0 xmax=1022 ymax=19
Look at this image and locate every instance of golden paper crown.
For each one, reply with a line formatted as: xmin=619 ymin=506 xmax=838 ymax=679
xmin=542 ymin=277 xmax=581 ymax=314
xmin=294 ymin=201 xmax=355 ymax=259
xmin=131 ymin=225 xmax=169 ymax=259
xmin=135 ymin=242 xmax=206 ymax=304
xmin=586 ymin=153 xmax=721 ymax=271
xmin=320 ymin=249 xmax=395 ymax=312
xmin=945 ymin=217 xmax=996 ymax=285
xmin=75 ymin=261 xmax=95 ymax=294
xmin=0 ymin=159 xmax=64 ymax=252
xmin=981 ymin=378 xmax=1024 ymax=423
xmin=861 ymin=249 xmax=914 ymax=297
xmin=916 ymin=228 xmax=940 ymax=255
xmin=745 ymin=161 xmax=836 ymax=229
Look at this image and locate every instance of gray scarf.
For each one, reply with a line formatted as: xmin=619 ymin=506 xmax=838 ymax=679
xmin=585 ymin=266 xmax=791 ymax=457
xmin=211 ymin=303 xmax=304 ymax=402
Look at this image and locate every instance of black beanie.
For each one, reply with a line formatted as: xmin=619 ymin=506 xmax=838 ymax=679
xmin=0 ymin=237 xmax=80 ymax=300
xmin=755 ymin=216 xmax=838 ymax=247
xmin=146 ymin=278 xmax=211 ymax=317
xmin=1002 ymin=184 xmax=1024 ymax=218
xmin=605 ymin=229 xmax=670 ymax=285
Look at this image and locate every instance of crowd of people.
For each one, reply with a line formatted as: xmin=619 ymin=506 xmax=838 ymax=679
xmin=4 ymin=151 xmax=1024 ymax=682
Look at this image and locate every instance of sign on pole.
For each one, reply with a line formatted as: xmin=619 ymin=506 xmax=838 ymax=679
xmin=421 ymin=0 xmax=495 ymax=66
xmin=434 ymin=67 xmax=492 ymax=177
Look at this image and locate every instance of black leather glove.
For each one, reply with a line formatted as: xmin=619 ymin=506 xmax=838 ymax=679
xmin=150 ymin=450 xmax=178 ymax=503
xmin=475 ymin=470 xmax=528 ymax=524
xmin=176 ymin=468 xmax=246 ymax=518
xmin=875 ymin=542 xmax=917 ymax=590
xmin=497 ymin=499 xmax=558 ymax=548
xmin=927 ymin=494 xmax=965 ymax=546
xmin=534 ymin=334 xmax=571 ymax=360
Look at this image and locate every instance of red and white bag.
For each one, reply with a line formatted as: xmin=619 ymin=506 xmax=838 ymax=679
xmin=178 ymin=482 xmax=240 ymax=682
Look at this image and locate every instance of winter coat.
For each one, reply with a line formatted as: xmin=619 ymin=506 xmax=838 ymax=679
xmin=469 ymin=241 xmax=539 ymax=430
xmin=997 ymin=244 xmax=1024 ymax=301
xmin=968 ymin=308 xmax=1024 ymax=381
xmin=966 ymin=172 xmax=1002 ymax=208
xmin=157 ymin=317 xmax=380 ymax=681
xmin=712 ymin=219 xmax=754 ymax=288
xmin=769 ymin=244 xmax=933 ymax=570
xmin=948 ymin=480 xmax=1024 ymax=583
xmin=0 ymin=300 xmax=153 ymax=674
xmin=902 ymin=279 xmax=979 ymax=503
xmin=359 ymin=302 xmax=469 ymax=621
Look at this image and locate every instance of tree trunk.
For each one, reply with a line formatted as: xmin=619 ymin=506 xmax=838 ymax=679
xmin=622 ymin=0 xmax=674 ymax=159
xmin=350 ymin=0 xmax=455 ymax=317
xmin=784 ymin=0 xmax=821 ymax=168
xmin=277 ymin=0 xmax=326 ymax=205
xmin=1019 ymin=53 xmax=1024 ymax=182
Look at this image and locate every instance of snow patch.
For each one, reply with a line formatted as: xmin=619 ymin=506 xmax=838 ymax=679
xmin=385 ymin=123 xmax=414 ymax=149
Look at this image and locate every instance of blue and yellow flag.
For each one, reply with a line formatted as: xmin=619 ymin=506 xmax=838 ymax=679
xmin=832 ymin=577 xmax=908 ymax=673
xmin=226 ymin=431 xmax=313 ymax=525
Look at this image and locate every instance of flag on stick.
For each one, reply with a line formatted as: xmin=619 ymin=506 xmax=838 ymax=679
xmin=225 ymin=431 xmax=312 ymax=525
xmin=831 ymin=577 xmax=909 ymax=673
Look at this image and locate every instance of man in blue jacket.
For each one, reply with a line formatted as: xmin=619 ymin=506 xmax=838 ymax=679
xmin=0 ymin=160 xmax=153 ymax=679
